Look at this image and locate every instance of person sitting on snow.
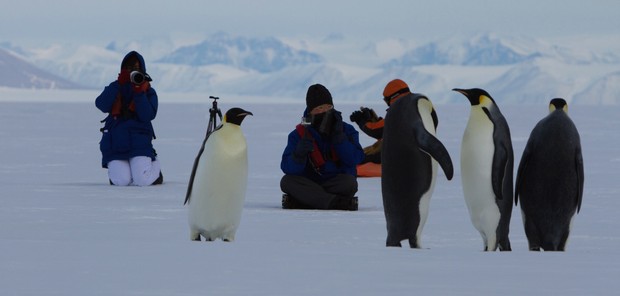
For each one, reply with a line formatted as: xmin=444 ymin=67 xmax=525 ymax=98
xmin=280 ymin=84 xmax=364 ymax=211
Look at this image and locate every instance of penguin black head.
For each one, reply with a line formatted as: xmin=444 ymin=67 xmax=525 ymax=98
xmin=549 ymin=98 xmax=568 ymax=114
xmin=224 ymin=107 xmax=253 ymax=126
xmin=452 ymin=88 xmax=496 ymax=107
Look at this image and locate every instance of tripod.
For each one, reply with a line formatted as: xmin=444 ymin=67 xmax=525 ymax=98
xmin=184 ymin=96 xmax=223 ymax=205
xmin=206 ymin=96 xmax=223 ymax=136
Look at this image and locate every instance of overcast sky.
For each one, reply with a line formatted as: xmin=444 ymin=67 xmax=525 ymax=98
xmin=2 ymin=0 xmax=619 ymax=47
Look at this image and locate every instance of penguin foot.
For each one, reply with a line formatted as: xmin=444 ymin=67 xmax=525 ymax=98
xmin=386 ymin=241 xmax=403 ymax=248
xmin=408 ymin=238 xmax=421 ymax=249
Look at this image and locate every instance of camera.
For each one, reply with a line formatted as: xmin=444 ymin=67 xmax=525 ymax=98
xmin=130 ymin=71 xmax=149 ymax=85
xmin=302 ymin=109 xmax=338 ymax=136
xmin=317 ymin=109 xmax=335 ymax=135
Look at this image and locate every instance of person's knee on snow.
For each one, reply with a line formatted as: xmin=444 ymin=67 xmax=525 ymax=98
xmin=108 ymin=160 xmax=132 ymax=186
xmin=129 ymin=157 xmax=161 ymax=186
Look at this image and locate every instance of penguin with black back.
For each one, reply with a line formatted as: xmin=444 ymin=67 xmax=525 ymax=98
xmin=381 ymin=93 xmax=453 ymax=248
xmin=515 ymin=98 xmax=584 ymax=251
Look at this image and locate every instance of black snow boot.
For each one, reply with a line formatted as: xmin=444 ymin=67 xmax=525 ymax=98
xmin=282 ymin=194 xmax=311 ymax=209
xmin=329 ymin=195 xmax=358 ymax=211
xmin=152 ymin=171 xmax=164 ymax=185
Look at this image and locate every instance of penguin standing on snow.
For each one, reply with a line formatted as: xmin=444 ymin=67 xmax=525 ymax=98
xmin=515 ymin=98 xmax=584 ymax=251
xmin=453 ymin=88 xmax=513 ymax=251
xmin=185 ymin=107 xmax=253 ymax=242
xmin=382 ymin=93 xmax=454 ymax=248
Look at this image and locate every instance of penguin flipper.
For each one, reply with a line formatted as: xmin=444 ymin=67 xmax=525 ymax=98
xmin=184 ymin=154 xmax=200 ymax=205
xmin=414 ymin=124 xmax=454 ymax=180
xmin=575 ymin=146 xmax=584 ymax=213
xmin=515 ymin=145 xmax=531 ymax=206
xmin=491 ymin=139 xmax=510 ymax=201
xmin=185 ymin=130 xmax=215 ymax=205
xmin=430 ymin=108 xmax=439 ymax=130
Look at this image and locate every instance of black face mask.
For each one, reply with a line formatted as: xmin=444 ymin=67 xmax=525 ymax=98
xmin=311 ymin=113 xmax=324 ymax=128
xmin=311 ymin=109 xmax=334 ymax=137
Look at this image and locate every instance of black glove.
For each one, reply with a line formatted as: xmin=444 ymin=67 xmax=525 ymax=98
xmin=360 ymin=107 xmax=374 ymax=121
xmin=350 ymin=110 xmax=365 ymax=124
xmin=331 ymin=111 xmax=346 ymax=144
xmin=350 ymin=107 xmax=377 ymax=125
xmin=293 ymin=137 xmax=314 ymax=162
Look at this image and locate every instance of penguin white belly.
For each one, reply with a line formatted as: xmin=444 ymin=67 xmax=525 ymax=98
xmin=416 ymin=99 xmax=440 ymax=244
xmin=461 ymin=116 xmax=500 ymax=246
xmin=417 ymin=160 xmax=438 ymax=241
xmin=189 ymin=127 xmax=248 ymax=241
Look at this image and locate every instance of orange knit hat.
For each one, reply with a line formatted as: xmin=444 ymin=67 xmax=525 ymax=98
xmin=382 ymin=79 xmax=411 ymax=105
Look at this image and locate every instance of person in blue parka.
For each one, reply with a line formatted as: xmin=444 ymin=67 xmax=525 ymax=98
xmin=96 ymin=51 xmax=163 ymax=186
xmin=280 ymin=84 xmax=364 ymax=210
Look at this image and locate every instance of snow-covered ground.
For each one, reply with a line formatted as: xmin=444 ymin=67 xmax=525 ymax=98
xmin=1 ymin=93 xmax=619 ymax=295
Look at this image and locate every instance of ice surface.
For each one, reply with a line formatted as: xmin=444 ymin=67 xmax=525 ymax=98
xmin=1 ymin=96 xmax=618 ymax=295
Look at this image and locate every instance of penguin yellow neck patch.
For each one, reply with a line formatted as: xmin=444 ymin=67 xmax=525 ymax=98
xmin=479 ymin=95 xmax=493 ymax=108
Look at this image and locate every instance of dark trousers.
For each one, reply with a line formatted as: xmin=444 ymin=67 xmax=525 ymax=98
xmin=280 ymin=174 xmax=358 ymax=209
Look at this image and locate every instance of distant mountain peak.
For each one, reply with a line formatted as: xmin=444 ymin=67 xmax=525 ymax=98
xmin=384 ymin=33 xmax=541 ymax=67
xmin=156 ymin=33 xmax=324 ymax=73
xmin=0 ymin=48 xmax=85 ymax=89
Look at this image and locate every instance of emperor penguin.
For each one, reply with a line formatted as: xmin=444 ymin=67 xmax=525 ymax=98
xmin=453 ymin=88 xmax=513 ymax=251
xmin=382 ymin=93 xmax=454 ymax=248
xmin=515 ymin=98 xmax=584 ymax=251
xmin=184 ymin=107 xmax=253 ymax=242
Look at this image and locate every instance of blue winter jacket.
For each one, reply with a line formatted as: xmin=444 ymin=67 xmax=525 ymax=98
xmin=96 ymin=51 xmax=158 ymax=168
xmin=281 ymin=110 xmax=364 ymax=183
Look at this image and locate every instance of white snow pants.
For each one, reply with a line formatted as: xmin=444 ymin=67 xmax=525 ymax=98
xmin=108 ymin=156 xmax=161 ymax=186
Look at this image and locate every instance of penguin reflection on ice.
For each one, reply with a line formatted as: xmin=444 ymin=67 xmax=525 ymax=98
xmin=453 ymin=88 xmax=513 ymax=251
xmin=184 ymin=107 xmax=253 ymax=242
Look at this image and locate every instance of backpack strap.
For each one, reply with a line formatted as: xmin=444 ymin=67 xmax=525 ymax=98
xmin=295 ymin=125 xmax=341 ymax=171
xmin=111 ymin=91 xmax=136 ymax=119
xmin=295 ymin=124 xmax=325 ymax=169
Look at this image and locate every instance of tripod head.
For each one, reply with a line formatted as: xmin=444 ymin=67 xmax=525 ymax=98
xmin=207 ymin=96 xmax=223 ymax=134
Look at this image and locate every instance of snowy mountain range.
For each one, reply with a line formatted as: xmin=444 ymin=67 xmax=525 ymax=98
xmin=0 ymin=46 xmax=84 ymax=89
xmin=156 ymin=32 xmax=323 ymax=73
xmin=1 ymin=32 xmax=619 ymax=104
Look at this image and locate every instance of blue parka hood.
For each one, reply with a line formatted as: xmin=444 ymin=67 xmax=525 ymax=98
xmin=121 ymin=51 xmax=152 ymax=81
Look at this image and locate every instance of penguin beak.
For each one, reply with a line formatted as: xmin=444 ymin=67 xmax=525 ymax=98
xmin=238 ymin=111 xmax=253 ymax=117
xmin=452 ymin=88 xmax=467 ymax=96
xmin=453 ymin=88 xmax=478 ymax=106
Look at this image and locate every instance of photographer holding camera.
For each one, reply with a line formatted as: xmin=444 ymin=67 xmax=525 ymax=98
xmin=95 ymin=51 xmax=162 ymax=186
xmin=280 ymin=84 xmax=364 ymax=210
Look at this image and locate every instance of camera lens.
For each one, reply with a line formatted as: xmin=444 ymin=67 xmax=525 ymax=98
xmin=318 ymin=109 xmax=334 ymax=135
xmin=130 ymin=71 xmax=145 ymax=84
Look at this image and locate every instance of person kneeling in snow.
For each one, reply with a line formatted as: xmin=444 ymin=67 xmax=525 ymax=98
xmin=96 ymin=51 xmax=163 ymax=186
xmin=280 ymin=84 xmax=364 ymax=210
